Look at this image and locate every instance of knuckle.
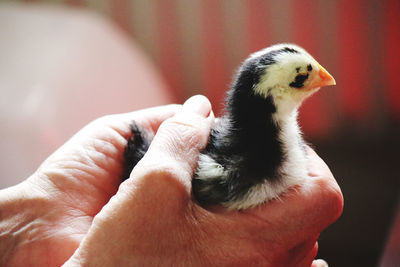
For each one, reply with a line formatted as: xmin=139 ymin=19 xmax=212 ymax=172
xmin=87 ymin=114 xmax=121 ymax=131
xmin=160 ymin=117 xmax=208 ymax=149
xmin=133 ymin=160 xmax=192 ymax=202
xmin=330 ymin=187 xmax=344 ymax=221
xmin=142 ymin=160 xmax=183 ymax=179
xmin=316 ymin=177 xmax=344 ymax=222
xmin=138 ymin=157 xmax=192 ymax=186
xmin=164 ymin=117 xmax=202 ymax=133
xmin=92 ymin=114 xmax=116 ymax=125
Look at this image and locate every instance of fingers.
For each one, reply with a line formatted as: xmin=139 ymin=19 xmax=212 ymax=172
xmin=32 ymin=102 xmax=185 ymax=218
xmin=49 ymin=104 xmax=182 ymax=161
xmin=126 ymin=95 xmax=214 ymax=201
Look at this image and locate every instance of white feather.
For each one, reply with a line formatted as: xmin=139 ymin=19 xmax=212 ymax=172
xmin=196 ymin=154 xmax=227 ymax=180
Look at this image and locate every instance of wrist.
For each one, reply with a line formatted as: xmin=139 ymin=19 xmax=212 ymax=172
xmin=0 ymin=185 xmax=19 ymax=265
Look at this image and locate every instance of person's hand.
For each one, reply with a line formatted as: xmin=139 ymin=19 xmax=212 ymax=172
xmin=63 ymin=96 xmax=343 ymax=267
xmin=0 ymin=103 xmax=181 ymax=267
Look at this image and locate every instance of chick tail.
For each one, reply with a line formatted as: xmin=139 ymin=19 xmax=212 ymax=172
xmin=192 ymin=177 xmax=228 ymax=207
xmin=122 ymin=121 xmax=151 ymax=181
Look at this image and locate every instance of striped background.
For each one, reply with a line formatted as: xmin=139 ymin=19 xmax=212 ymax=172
xmin=8 ymin=0 xmax=400 ymax=139
xmin=1 ymin=1 xmax=400 ymax=266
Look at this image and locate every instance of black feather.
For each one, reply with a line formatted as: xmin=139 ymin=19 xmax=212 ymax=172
xmin=290 ymin=73 xmax=309 ymax=88
xmin=280 ymin=47 xmax=299 ymax=54
xmin=122 ymin=122 xmax=150 ymax=180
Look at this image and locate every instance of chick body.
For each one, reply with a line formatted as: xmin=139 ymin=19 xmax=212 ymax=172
xmin=124 ymin=44 xmax=335 ymax=210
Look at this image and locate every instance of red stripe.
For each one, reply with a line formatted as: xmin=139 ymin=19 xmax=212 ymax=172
xmin=155 ymin=0 xmax=183 ymax=102
xmin=244 ymin=0 xmax=270 ymax=53
xmin=200 ymin=0 xmax=228 ymax=114
xmin=337 ymin=0 xmax=369 ymax=120
xmin=291 ymin=0 xmax=330 ymax=138
xmin=110 ymin=0 xmax=133 ymax=34
xmin=383 ymin=0 xmax=400 ymax=117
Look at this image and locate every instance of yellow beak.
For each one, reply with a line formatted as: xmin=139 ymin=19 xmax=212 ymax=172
xmin=311 ymin=63 xmax=336 ymax=89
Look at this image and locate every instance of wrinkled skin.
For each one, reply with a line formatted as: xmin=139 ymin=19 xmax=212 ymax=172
xmin=0 ymin=96 xmax=342 ymax=267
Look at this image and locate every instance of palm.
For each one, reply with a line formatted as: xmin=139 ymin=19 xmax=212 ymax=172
xmin=6 ymin=105 xmax=179 ymax=267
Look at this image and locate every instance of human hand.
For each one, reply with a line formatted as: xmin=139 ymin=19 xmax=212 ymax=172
xmin=0 ymin=103 xmax=181 ymax=267
xmin=63 ymin=95 xmax=343 ymax=267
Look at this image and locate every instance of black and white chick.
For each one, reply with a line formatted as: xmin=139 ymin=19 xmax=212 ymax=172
xmin=123 ymin=43 xmax=336 ymax=210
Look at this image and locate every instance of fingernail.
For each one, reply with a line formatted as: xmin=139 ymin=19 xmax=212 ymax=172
xmin=182 ymin=95 xmax=211 ymax=117
xmin=313 ymin=259 xmax=329 ymax=267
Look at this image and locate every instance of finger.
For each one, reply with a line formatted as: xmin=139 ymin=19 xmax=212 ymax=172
xmin=288 ymin=237 xmax=319 ymax=266
xmin=121 ymin=104 xmax=182 ymax=134
xmin=247 ymin=148 xmax=343 ymax=243
xmin=128 ymin=95 xmax=214 ymax=198
xmin=293 ymin=241 xmax=319 ymax=267
xmin=58 ymin=104 xmax=181 ymax=158
xmin=98 ymin=104 xmax=182 ymax=139
xmin=306 ymin=146 xmax=335 ymax=179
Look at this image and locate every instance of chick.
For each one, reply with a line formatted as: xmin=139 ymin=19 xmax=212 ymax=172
xmin=124 ymin=43 xmax=335 ymax=210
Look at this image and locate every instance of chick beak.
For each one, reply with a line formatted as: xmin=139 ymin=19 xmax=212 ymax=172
xmin=311 ymin=63 xmax=336 ymax=89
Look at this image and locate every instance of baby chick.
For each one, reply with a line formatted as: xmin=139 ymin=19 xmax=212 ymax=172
xmin=124 ymin=43 xmax=336 ymax=210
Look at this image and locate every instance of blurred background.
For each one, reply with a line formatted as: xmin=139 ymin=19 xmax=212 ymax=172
xmin=0 ymin=0 xmax=399 ymax=266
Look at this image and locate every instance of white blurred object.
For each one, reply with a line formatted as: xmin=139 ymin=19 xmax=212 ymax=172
xmin=0 ymin=3 xmax=172 ymax=188
xmin=313 ymin=259 xmax=329 ymax=267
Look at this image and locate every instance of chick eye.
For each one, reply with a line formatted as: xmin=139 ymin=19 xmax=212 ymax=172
xmin=289 ymin=73 xmax=309 ymax=88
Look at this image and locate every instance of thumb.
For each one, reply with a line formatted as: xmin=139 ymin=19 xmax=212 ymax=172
xmin=128 ymin=95 xmax=214 ymax=199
